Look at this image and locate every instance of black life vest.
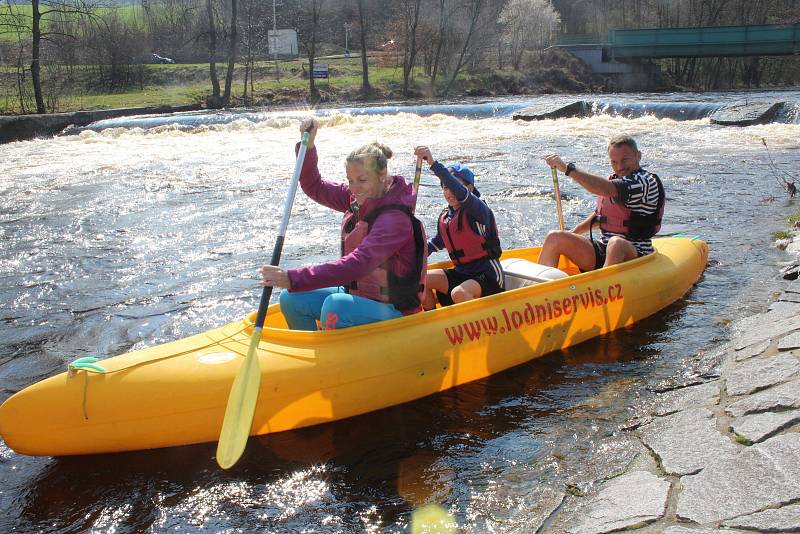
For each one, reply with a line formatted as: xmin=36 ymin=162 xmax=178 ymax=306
xmin=341 ymin=203 xmax=427 ymax=313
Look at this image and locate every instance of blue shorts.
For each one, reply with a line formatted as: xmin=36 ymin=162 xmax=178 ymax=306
xmin=279 ymin=287 xmax=404 ymax=331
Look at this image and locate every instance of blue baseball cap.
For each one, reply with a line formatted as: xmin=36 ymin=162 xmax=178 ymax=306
xmin=448 ymin=162 xmax=479 ymax=197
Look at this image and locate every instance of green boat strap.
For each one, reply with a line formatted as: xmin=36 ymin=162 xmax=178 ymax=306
xmin=68 ymin=356 xmax=107 ymax=375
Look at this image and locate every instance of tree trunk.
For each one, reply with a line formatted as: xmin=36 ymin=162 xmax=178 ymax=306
xmin=31 ymin=0 xmax=45 ymax=113
xmin=443 ymin=0 xmax=483 ymax=96
xmin=243 ymin=0 xmax=253 ymax=103
xmin=222 ymin=0 xmax=238 ymax=106
xmin=357 ymin=0 xmax=371 ymax=96
xmin=402 ymin=0 xmax=421 ymax=96
xmin=430 ymin=0 xmax=446 ymax=92
xmin=307 ymin=0 xmax=320 ymax=103
xmin=206 ymin=0 xmax=221 ymax=107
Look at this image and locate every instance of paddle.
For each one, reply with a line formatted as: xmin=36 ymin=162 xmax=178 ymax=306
xmin=551 ymin=167 xmax=565 ymax=231
xmin=216 ymin=128 xmax=312 ymax=470
xmin=410 ymin=156 xmax=423 ymax=214
xmin=413 ymin=156 xmax=423 ymax=195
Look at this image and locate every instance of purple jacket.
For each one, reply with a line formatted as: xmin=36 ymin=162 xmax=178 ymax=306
xmin=287 ymin=145 xmax=419 ymax=292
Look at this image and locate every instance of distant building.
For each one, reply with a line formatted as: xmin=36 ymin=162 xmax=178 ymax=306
xmin=267 ymin=29 xmax=299 ymax=58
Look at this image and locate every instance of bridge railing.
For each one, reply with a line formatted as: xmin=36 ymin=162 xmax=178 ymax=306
xmin=557 ymin=34 xmax=604 ymax=46
xmin=606 ymin=23 xmax=800 ymax=59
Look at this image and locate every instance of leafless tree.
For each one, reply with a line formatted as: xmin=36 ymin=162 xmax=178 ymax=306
xmin=500 ymin=0 xmax=559 ymax=70
xmin=441 ymin=0 xmax=506 ymax=96
xmin=425 ymin=0 xmax=451 ymax=91
xmin=2 ymin=1 xmax=105 ymax=113
xmin=356 ymin=0 xmax=371 ymax=95
xmin=222 ymin=0 xmax=238 ymax=105
xmin=240 ymin=0 xmax=266 ymax=103
xmin=206 ymin=0 xmax=221 ymax=105
xmin=400 ymin=0 xmax=422 ymax=96
xmin=293 ymin=0 xmax=326 ymax=103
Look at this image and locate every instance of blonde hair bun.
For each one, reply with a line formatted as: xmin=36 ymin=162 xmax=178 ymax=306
xmin=346 ymin=142 xmax=393 ymax=174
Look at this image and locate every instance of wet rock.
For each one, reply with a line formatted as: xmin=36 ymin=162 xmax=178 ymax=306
xmin=780 ymin=263 xmax=800 ymax=280
xmin=676 ymin=434 xmax=800 ymax=524
xmin=787 ymin=240 xmax=800 ymax=255
xmin=726 ymin=378 xmax=800 ymax=417
xmin=725 ymin=353 xmax=800 ymax=396
xmin=471 ymin=482 xmax=564 ymax=532
xmin=690 ymin=345 xmax=729 ymax=378
xmin=559 ymin=434 xmax=645 ymax=494
xmin=640 ymin=408 xmax=739 ymax=476
xmin=709 ymin=101 xmax=784 ymax=126
xmin=649 ymin=377 xmax=706 ymax=394
xmin=730 ymin=409 xmax=800 ymax=443
xmin=778 ymin=332 xmax=800 ymax=351
xmin=568 ymin=471 xmax=669 ymax=534
xmin=733 ymin=340 xmax=770 ymax=362
xmin=722 ymin=503 xmax=800 ymax=532
xmin=512 ymin=100 xmax=590 ymax=121
xmin=731 ymin=311 xmax=772 ymax=335
xmin=650 ymin=381 xmax=720 ymax=416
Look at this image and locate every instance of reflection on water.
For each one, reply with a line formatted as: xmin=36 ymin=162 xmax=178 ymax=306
xmin=2 ymin=91 xmax=800 ymax=531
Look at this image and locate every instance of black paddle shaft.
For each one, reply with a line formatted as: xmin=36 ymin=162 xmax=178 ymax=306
xmin=254 ymin=235 xmax=285 ymax=328
xmin=252 ymin=124 xmax=313 ymax=330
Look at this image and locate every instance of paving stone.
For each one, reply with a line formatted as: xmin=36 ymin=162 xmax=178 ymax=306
xmin=778 ymin=292 xmax=800 ymax=304
xmin=664 ymin=528 xmax=747 ymax=534
xmin=778 ymin=331 xmax=800 ymax=351
xmin=568 ymin=471 xmax=669 ymax=534
xmin=786 ymin=279 xmax=800 ymax=294
xmin=725 ymin=353 xmax=800 ymax=396
xmin=732 ymin=312 xmax=800 ymax=350
xmin=731 ymin=311 xmax=774 ymax=336
xmin=640 ymin=408 xmax=740 ymax=476
xmin=769 ymin=300 xmax=800 ymax=313
xmin=722 ymin=503 xmax=800 ymax=532
xmin=677 ymin=434 xmax=800 ymax=524
xmin=733 ymin=340 xmax=770 ymax=362
xmin=730 ymin=409 xmax=800 ymax=443
xmin=651 ymin=381 xmax=720 ymax=416
xmin=726 ymin=378 xmax=800 ymax=418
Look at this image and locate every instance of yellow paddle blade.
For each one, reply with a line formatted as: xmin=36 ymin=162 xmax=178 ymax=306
xmin=410 ymin=504 xmax=456 ymax=534
xmin=216 ymin=328 xmax=263 ymax=469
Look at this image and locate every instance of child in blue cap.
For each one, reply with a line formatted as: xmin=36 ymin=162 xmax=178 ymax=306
xmin=414 ymin=146 xmax=504 ymax=308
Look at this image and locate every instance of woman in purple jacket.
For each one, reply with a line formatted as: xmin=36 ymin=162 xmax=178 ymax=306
xmin=259 ymin=118 xmax=426 ymax=330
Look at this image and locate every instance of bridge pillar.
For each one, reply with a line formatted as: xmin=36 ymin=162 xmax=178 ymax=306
xmin=558 ymin=44 xmax=665 ymax=91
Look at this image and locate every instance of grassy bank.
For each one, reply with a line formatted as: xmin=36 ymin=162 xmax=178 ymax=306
xmin=0 ymin=49 xmax=600 ymax=115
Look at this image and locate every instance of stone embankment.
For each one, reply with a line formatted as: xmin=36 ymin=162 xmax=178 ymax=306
xmin=0 ymin=104 xmax=200 ymax=144
xmin=542 ymin=241 xmax=800 ymax=532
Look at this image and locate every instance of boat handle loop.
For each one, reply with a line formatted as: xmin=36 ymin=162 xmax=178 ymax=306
xmin=68 ymin=356 xmax=107 ymax=375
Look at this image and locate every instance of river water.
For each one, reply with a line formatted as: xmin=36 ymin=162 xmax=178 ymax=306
xmin=1 ymin=90 xmax=799 ymax=532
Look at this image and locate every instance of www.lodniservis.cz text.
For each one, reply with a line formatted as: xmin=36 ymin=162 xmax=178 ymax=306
xmin=444 ymin=283 xmax=623 ymax=345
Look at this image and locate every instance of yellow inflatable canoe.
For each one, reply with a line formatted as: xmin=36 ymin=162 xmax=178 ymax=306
xmin=0 ymin=237 xmax=707 ymax=456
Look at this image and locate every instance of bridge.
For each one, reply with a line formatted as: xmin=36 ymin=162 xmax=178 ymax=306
xmin=605 ymin=23 xmax=800 ymax=60
xmin=556 ymin=24 xmax=800 ymax=77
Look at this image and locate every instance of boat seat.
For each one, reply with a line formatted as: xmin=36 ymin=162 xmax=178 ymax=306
xmin=501 ymin=258 xmax=568 ymax=290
